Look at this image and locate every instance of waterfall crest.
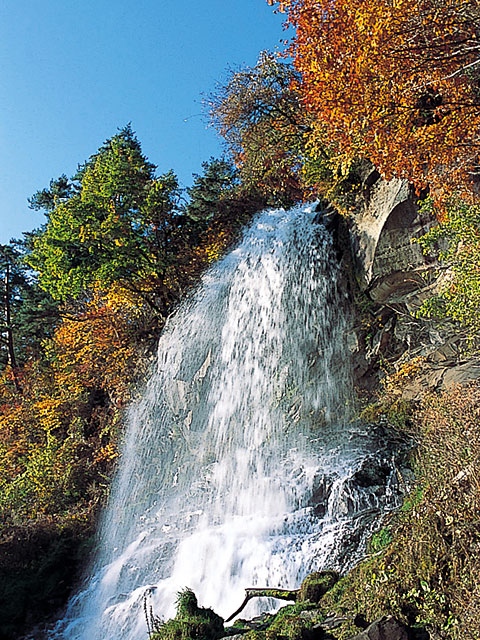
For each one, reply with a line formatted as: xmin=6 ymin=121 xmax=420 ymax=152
xmin=53 ymin=206 xmax=400 ymax=640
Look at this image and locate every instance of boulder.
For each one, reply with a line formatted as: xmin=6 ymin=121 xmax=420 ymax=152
xmin=298 ymin=571 xmax=339 ymax=603
xmin=348 ymin=616 xmax=410 ymax=640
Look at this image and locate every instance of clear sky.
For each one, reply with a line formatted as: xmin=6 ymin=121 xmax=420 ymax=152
xmin=0 ymin=1 xmax=287 ymax=244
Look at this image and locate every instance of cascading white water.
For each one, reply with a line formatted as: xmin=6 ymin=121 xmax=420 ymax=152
xmin=53 ymin=206 xmax=401 ymax=640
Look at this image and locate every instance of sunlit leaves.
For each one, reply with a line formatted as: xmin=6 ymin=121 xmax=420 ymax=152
xmin=27 ymin=127 xmax=182 ymax=304
xmin=272 ymin=0 xmax=480 ymax=200
xmin=417 ymin=198 xmax=480 ymax=335
xmin=208 ymin=52 xmax=308 ymax=206
xmin=45 ymin=285 xmax=140 ymax=401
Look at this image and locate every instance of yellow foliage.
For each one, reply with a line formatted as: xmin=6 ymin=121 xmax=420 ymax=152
xmin=202 ymin=229 xmax=232 ymax=264
xmin=384 ymin=357 xmax=427 ymax=392
xmin=46 ymin=284 xmax=140 ymax=403
xmin=93 ymin=442 xmax=119 ymax=464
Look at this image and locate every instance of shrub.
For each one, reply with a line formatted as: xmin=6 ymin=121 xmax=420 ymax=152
xmin=149 ymin=589 xmax=224 ymax=640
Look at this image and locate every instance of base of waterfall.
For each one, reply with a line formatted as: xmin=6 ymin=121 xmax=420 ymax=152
xmin=144 ymin=575 xmax=429 ymax=640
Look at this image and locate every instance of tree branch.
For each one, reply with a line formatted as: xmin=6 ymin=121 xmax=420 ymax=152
xmin=225 ymin=588 xmax=299 ymax=623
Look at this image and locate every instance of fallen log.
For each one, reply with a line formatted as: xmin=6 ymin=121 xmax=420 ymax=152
xmin=225 ymin=572 xmax=339 ymax=624
xmin=225 ymin=588 xmax=299 ymax=623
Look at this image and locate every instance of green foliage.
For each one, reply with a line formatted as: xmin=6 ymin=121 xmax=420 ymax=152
xmin=185 ymin=157 xmax=260 ymax=252
xmin=302 ymin=155 xmax=368 ymax=214
xmin=176 ymin=588 xmax=203 ymax=618
xmin=416 ymin=197 xmax=480 ymax=339
xmin=368 ymin=527 xmax=392 ymax=554
xmin=400 ymin=486 xmax=424 ymax=513
xmin=0 ymin=242 xmax=59 ymax=371
xmin=26 ymin=126 xmax=182 ymax=306
xmin=186 ymin=158 xmax=239 ymax=224
xmin=28 ymin=174 xmax=73 ymax=212
xmin=150 ymin=589 xmax=224 ymax=640
xmin=183 ymin=157 xmax=267 ymax=265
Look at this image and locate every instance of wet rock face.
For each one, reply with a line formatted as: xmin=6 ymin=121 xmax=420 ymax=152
xmin=310 ymin=456 xmax=393 ymax=519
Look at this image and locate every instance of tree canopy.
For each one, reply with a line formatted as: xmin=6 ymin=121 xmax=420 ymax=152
xmin=27 ymin=126 xmax=183 ymax=306
xmin=0 ymin=127 xmax=271 ymax=637
xmin=208 ymin=52 xmax=308 ymax=207
xmin=0 ymin=243 xmax=58 ymax=377
xmin=272 ymin=0 xmax=480 ymax=201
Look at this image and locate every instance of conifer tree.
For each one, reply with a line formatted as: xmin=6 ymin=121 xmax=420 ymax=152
xmin=27 ymin=126 xmax=182 ymax=309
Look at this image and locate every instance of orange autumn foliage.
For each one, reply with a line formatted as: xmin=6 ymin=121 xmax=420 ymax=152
xmin=271 ymin=0 xmax=480 ymax=201
xmin=46 ymin=285 xmax=142 ymax=403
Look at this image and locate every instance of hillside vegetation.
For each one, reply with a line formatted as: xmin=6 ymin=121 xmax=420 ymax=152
xmin=1 ymin=0 xmax=480 ymax=637
xmin=0 ymin=129 xmax=266 ymax=638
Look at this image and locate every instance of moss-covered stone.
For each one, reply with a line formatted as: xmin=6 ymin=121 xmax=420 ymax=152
xmin=151 ymin=589 xmax=224 ymax=640
xmin=298 ymin=572 xmax=339 ymax=604
xmin=265 ymin=605 xmax=311 ymax=640
xmin=266 ymin=613 xmax=305 ymax=640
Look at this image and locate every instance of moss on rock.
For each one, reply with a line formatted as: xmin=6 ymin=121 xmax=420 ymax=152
xmin=298 ymin=572 xmax=339 ymax=604
xmin=151 ymin=589 xmax=224 ymax=640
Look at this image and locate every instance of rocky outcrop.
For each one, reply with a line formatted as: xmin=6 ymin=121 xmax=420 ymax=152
xmin=222 ymin=588 xmax=428 ymax=640
xmin=342 ymin=167 xmax=479 ymax=393
xmin=349 ymin=175 xmax=433 ymax=304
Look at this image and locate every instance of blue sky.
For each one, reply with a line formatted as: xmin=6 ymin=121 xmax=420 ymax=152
xmin=0 ymin=1 xmax=287 ymax=244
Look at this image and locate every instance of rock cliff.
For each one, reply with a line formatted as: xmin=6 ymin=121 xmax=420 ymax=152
xmin=335 ymin=167 xmax=480 ymax=395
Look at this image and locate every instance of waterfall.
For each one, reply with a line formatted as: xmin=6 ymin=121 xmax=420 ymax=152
xmin=52 ymin=206 xmax=401 ymax=640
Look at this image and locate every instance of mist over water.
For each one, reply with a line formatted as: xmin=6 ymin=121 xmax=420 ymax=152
xmin=52 ymin=206 xmax=401 ymax=640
